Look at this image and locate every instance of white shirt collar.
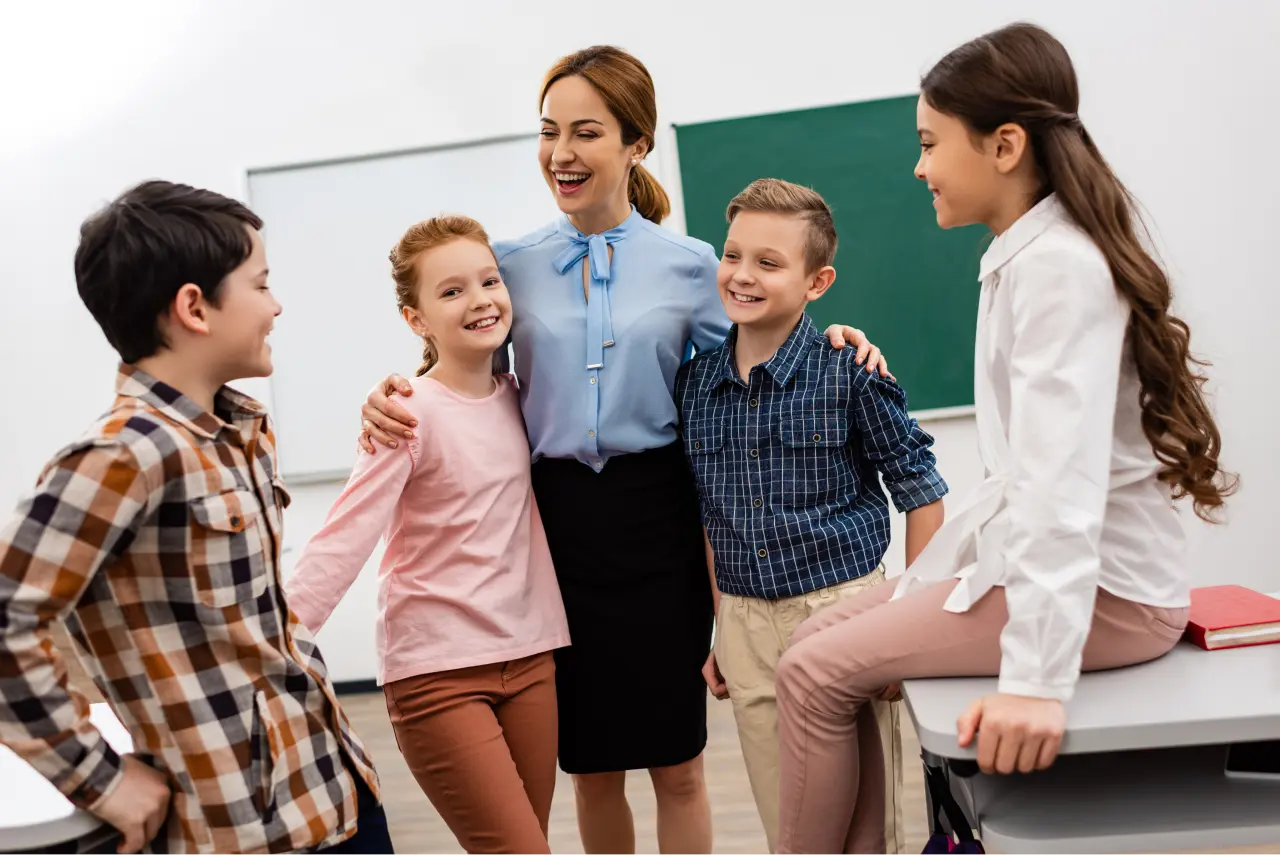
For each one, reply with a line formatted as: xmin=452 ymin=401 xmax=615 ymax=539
xmin=977 ymin=193 xmax=1069 ymax=281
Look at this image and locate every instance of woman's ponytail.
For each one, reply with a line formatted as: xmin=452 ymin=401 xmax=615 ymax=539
xmin=628 ymin=163 xmax=670 ymax=223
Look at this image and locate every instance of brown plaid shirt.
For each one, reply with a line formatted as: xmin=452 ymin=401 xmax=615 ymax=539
xmin=0 ymin=365 xmax=378 ymax=854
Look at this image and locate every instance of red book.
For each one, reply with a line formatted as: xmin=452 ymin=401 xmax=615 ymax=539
xmin=1184 ymin=585 xmax=1280 ymax=651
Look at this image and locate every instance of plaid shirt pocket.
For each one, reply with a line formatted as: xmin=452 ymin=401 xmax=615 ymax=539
xmin=188 ymin=489 xmax=271 ymax=608
xmin=250 ymin=690 xmax=280 ymax=817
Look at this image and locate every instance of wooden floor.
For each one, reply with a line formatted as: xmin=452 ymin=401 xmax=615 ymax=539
xmin=50 ymin=626 xmax=1278 ymax=853
xmin=343 ymin=691 xmax=1280 ymax=855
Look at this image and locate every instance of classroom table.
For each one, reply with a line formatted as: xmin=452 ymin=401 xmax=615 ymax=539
xmin=0 ymin=703 xmax=130 ymax=853
xmin=902 ymin=635 xmax=1280 ymax=853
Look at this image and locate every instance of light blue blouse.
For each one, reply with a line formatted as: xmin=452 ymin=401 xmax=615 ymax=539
xmin=494 ymin=207 xmax=731 ymax=471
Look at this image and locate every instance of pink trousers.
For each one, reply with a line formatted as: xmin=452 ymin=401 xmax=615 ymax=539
xmin=774 ymin=580 xmax=1188 ymax=853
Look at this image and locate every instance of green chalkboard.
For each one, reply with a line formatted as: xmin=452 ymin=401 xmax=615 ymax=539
xmin=675 ymin=95 xmax=985 ymax=411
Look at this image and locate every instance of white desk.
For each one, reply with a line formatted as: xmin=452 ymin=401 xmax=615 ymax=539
xmin=0 ymin=704 xmax=131 ymax=853
xmin=902 ymin=640 xmax=1280 ymax=853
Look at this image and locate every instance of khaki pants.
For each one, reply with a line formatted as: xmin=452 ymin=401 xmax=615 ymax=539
xmin=715 ymin=569 xmax=904 ymax=854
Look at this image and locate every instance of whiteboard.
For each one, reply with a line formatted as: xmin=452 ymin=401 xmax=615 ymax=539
xmin=247 ymin=135 xmax=562 ymax=481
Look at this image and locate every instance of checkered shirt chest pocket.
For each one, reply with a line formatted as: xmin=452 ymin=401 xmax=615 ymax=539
xmin=685 ymin=418 xmax=726 ymax=457
xmin=188 ymin=488 xmax=271 ymax=608
xmin=778 ymin=414 xmax=854 ymax=508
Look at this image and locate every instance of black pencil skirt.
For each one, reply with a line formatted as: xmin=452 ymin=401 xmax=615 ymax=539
xmin=531 ymin=441 xmax=713 ymax=775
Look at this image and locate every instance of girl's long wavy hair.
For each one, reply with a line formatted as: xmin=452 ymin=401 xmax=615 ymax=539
xmin=923 ymin=23 xmax=1236 ymax=520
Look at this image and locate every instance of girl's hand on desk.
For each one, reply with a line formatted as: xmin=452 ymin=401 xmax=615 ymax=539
xmin=957 ymin=693 xmax=1066 ymax=775
xmin=359 ymin=373 xmax=418 ymax=453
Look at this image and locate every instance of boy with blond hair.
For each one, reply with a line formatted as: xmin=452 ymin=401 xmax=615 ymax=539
xmin=677 ymin=178 xmax=949 ymax=853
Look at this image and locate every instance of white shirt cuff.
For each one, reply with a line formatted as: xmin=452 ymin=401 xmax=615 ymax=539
xmin=996 ymin=677 xmax=1075 ymax=703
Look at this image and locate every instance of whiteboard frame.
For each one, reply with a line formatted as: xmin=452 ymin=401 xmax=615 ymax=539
xmin=244 ymin=131 xmax=537 ymax=182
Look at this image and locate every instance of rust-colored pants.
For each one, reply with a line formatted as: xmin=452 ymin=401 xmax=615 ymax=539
xmin=774 ymin=581 xmax=1189 ymax=853
xmin=383 ymin=651 xmax=558 ymax=854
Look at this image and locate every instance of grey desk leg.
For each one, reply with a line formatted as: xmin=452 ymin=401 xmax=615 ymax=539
xmin=922 ymin=748 xmax=984 ymax=846
xmin=921 ymin=748 xmax=940 ymax=829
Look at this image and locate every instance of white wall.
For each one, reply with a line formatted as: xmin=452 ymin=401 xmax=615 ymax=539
xmin=2 ymin=0 xmax=1275 ymax=681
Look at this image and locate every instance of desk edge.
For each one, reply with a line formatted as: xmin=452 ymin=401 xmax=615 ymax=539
xmin=909 ymin=711 xmax=1280 ymax=759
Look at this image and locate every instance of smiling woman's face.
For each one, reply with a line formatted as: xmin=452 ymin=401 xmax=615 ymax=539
xmin=539 ymin=74 xmax=645 ymax=232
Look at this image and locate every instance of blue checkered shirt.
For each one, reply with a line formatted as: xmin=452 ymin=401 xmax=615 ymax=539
xmin=676 ymin=314 xmax=949 ymax=600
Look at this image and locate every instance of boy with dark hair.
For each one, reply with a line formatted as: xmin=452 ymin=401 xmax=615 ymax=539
xmin=0 ymin=180 xmax=391 ymax=854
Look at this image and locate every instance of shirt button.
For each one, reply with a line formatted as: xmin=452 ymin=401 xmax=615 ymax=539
xmin=588 ymin=430 xmax=595 ymax=437
xmin=756 ymin=548 xmax=768 ymax=559
xmin=813 ymin=433 xmax=822 ymax=443
xmin=590 ymin=377 xmax=597 ymax=385
xmin=749 ymin=398 xmax=759 ymax=408
xmin=593 ymin=460 xmax=603 ymax=470
xmin=753 ymin=498 xmax=763 ymax=508
xmin=749 ymin=448 xmax=759 ymax=458
xmin=693 ymin=441 xmax=702 ymax=450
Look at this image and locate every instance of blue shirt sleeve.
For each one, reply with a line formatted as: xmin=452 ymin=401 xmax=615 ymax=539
xmin=674 ymin=360 xmax=691 ymax=422
xmin=846 ymin=359 xmax=949 ymax=512
xmin=689 ymin=243 xmax=731 ymax=355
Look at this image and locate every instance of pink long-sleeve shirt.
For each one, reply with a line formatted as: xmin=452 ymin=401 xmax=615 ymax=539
xmin=285 ymin=373 xmax=570 ymax=685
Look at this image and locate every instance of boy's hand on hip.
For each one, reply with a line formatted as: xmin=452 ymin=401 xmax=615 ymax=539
xmin=702 ymin=650 xmax=729 ymax=700
xmin=956 ymin=693 xmax=1066 ymax=775
xmin=93 ymin=755 xmax=172 ymax=853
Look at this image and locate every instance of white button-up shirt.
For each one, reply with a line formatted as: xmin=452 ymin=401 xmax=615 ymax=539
xmin=894 ymin=193 xmax=1189 ymax=702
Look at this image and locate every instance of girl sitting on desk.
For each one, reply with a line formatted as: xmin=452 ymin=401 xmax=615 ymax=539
xmin=771 ymin=22 xmax=1237 ymax=855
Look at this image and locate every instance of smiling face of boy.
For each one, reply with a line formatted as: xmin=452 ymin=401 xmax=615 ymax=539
xmin=717 ymin=210 xmax=834 ymax=335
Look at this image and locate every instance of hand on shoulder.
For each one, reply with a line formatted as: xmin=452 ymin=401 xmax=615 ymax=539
xmin=358 ymin=373 xmax=419 ymax=454
xmin=822 ymin=324 xmax=893 ymax=379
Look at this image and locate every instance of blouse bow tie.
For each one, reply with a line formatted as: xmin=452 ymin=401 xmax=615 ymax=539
xmin=554 ymin=226 xmax=628 ymax=371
